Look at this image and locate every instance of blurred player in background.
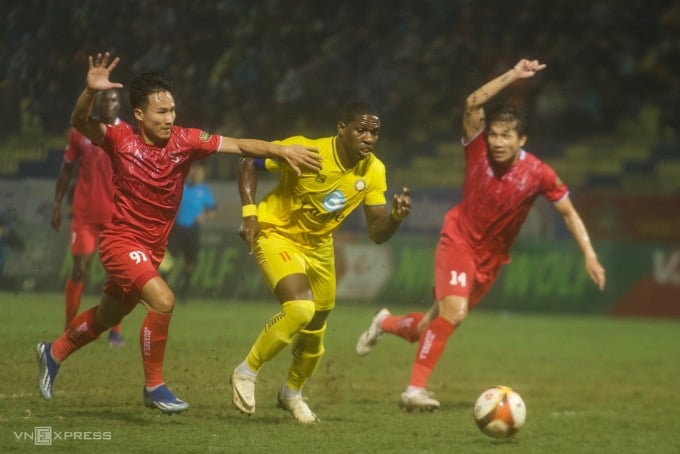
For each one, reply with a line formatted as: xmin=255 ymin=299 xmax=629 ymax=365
xmin=356 ymin=59 xmax=607 ymax=411
xmin=36 ymin=51 xmax=322 ymax=414
xmin=51 ymin=88 xmax=125 ymax=346
xmin=0 ymin=210 xmax=25 ymax=288
xmin=166 ymin=163 xmax=217 ymax=303
xmin=230 ymin=101 xmax=412 ymax=423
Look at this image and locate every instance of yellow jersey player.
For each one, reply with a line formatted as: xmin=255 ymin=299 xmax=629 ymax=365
xmin=231 ymin=101 xmax=412 ymax=423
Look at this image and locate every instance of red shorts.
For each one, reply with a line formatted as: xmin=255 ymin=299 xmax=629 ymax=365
xmin=70 ymin=222 xmax=104 ymax=255
xmin=99 ymin=232 xmax=162 ymax=308
xmin=434 ymin=235 xmax=501 ymax=308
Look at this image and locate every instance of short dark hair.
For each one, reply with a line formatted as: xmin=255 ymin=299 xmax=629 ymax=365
xmin=129 ymin=73 xmax=173 ymax=109
xmin=337 ymin=100 xmax=378 ymax=123
xmin=486 ymin=104 xmax=528 ymax=136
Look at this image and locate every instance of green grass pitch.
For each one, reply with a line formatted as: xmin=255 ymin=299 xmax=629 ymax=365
xmin=1 ymin=291 xmax=679 ymax=453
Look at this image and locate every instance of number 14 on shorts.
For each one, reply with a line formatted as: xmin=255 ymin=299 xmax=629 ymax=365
xmin=449 ymin=270 xmax=467 ymax=287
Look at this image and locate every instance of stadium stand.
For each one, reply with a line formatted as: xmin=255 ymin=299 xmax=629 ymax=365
xmin=0 ymin=1 xmax=677 ymax=191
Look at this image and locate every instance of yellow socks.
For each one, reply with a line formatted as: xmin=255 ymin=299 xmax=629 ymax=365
xmin=246 ymin=300 xmax=315 ymax=372
xmin=286 ymin=323 xmax=326 ymax=391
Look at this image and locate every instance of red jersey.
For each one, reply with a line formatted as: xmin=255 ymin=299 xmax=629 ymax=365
xmin=99 ymin=123 xmax=221 ymax=250
xmin=65 ymin=125 xmax=118 ymax=224
xmin=441 ymin=130 xmax=568 ymax=271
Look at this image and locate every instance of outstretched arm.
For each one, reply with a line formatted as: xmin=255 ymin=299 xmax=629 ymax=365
xmin=71 ymin=52 xmax=124 ymax=145
xmin=219 ymin=138 xmax=321 ymax=176
xmin=364 ymin=187 xmax=411 ymax=244
xmin=237 ymin=157 xmax=261 ymax=254
xmin=462 ymin=59 xmax=546 ymax=141
xmin=553 ymin=196 xmax=606 ymax=290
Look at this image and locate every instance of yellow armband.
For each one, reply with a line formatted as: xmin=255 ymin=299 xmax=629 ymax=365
xmin=242 ymin=204 xmax=258 ymax=218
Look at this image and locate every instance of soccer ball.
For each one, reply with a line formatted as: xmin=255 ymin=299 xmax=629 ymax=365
xmin=473 ymin=385 xmax=526 ymax=439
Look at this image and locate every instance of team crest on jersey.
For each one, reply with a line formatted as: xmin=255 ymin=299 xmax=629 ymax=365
xmin=322 ymin=190 xmax=346 ymax=212
xmin=199 ymin=131 xmax=211 ymax=142
xmin=315 ymin=173 xmax=327 ymax=183
xmin=518 ymin=176 xmax=527 ymax=191
xmin=354 ymin=179 xmax=366 ymax=191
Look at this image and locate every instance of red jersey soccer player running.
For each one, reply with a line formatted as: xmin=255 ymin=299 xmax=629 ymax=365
xmin=51 ymin=89 xmax=125 ymax=346
xmin=356 ymin=58 xmax=606 ymax=412
xmin=36 ymin=52 xmax=322 ymax=413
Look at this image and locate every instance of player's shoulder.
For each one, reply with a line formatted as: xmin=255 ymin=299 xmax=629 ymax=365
xmin=106 ymin=120 xmax=135 ymax=137
xmin=519 ymin=148 xmax=551 ymax=168
xmin=358 ymin=152 xmax=386 ymax=179
xmin=117 ymin=119 xmax=133 ymax=129
xmin=463 ymin=129 xmax=486 ymax=148
xmin=366 ymin=152 xmax=386 ymax=169
xmin=516 ymin=149 xmax=559 ymax=183
xmin=68 ymin=126 xmax=87 ymax=143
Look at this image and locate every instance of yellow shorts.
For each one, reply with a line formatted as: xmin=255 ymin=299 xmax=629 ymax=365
xmin=254 ymin=231 xmax=336 ymax=311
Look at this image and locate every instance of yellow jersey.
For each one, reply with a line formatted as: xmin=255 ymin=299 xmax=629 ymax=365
xmin=257 ymin=135 xmax=387 ymax=247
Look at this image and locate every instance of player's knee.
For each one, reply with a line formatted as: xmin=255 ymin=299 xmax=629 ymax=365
xmin=157 ymin=296 xmax=175 ymax=313
xmin=439 ymin=297 xmax=468 ymax=325
xmin=150 ymin=288 xmax=175 ymax=313
xmin=283 ymin=299 xmax=316 ymax=330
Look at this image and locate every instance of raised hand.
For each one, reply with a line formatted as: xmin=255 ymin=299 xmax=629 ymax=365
xmin=391 ymin=187 xmax=412 ymax=221
xmin=513 ymin=59 xmax=546 ymax=79
xmin=86 ymin=52 xmax=124 ymax=91
xmin=238 ymin=217 xmax=261 ymax=255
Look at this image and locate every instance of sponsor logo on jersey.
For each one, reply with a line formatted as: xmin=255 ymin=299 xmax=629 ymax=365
xmin=322 ymin=190 xmax=346 ymax=212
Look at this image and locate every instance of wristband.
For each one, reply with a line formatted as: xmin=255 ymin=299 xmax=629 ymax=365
xmin=242 ymin=204 xmax=258 ymax=218
xmin=391 ymin=208 xmax=405 ymax=222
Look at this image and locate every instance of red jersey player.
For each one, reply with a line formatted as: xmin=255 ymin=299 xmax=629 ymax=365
xmin=37 ymin=52 xmax=322 ymax=413
xmin=356 ymin=58 xmax=606 ymax=411
xmin=51 ymin=89 xmax=125 ymax=346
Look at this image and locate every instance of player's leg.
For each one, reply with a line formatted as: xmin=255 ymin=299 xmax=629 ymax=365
xmin=107 ymin=322 xmax=124 ymax=347
xmin=399 ymin=238 xmax=474 ymax=412
xmin=97 ymin=234 xmax=186 ymax=413
xmin=231 ymin=234 xmax=314 ymax=415
xmin=400 ymin=295 xmax=463 ymax=412
xmin=356 ymin=306 xmax=426 ymax=355
xmin=279 ymin=309 xmax=329 ymax=424
xmin=37 ymin=291 xmax=133 ymax=400
xmin=137 ymin=275 xmax=188 ymax=413
xmin=277 ymin=247 xmax=333 ymax=423
xmin=64 ymin=224 xmax=97 ymax=330
xmin=177 ymin=225 xmax=199 ymax=303
xmin=232 ymin=275 xmax=314 ymax=415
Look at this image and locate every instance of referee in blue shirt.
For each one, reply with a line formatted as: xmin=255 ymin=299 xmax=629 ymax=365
xmin=167 ymin=164 xmax=217 ymax=303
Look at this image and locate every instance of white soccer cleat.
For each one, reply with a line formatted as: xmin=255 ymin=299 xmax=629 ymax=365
xmin=230 ymin=367 xmax=256 ymax=415
xmin=355 ymin=308 xmax=390 ymax=356
xmin=399 ymin=388 xmax=441 ymax=412
xmin=277 ymin=388 xmax=320 ymax=424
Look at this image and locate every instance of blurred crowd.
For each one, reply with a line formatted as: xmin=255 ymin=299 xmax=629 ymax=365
xmin=1 ymin=0 xmax=678 ymax=163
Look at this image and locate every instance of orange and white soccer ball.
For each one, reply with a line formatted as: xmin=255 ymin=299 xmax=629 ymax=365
xmin=473 ymin=385 xmax=526 ymax=439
